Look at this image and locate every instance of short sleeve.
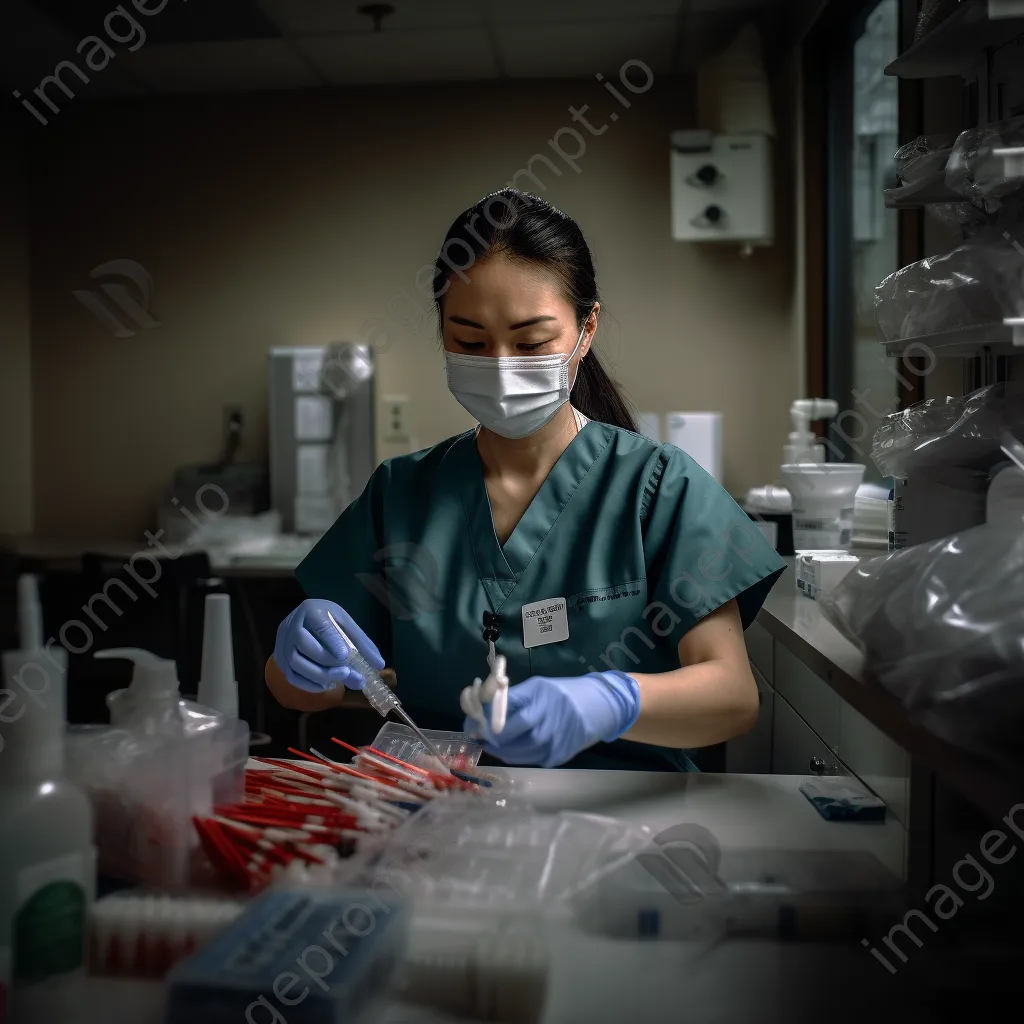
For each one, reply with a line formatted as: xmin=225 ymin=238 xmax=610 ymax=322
xmin=293 ymin=461 xmax=393 ymax=662
xmin=642 ymin=445 xmax=785 ymax=639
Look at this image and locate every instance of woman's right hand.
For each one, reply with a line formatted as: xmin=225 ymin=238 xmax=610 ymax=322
xmin=272 ymin=599 xmax=384 ymax=693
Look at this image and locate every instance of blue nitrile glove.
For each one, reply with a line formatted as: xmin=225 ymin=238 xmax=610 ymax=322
xmin=467 ymin=672 xmax=641 ymax=768
xmin=273 ymin=599 xmax=384 ymax=693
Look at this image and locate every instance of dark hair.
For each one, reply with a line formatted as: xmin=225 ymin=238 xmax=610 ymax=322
xmin=432 ymin=189 xmax=638 ymax=433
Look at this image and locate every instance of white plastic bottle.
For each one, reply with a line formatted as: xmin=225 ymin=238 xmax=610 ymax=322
xmin=0 ymin=579 xmax=95 ymax=1022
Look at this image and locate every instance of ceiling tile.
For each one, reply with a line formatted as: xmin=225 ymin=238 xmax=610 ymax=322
xmin=483 ymin=0 xmax=681 ymax=23
xmin=120 ymin=41 xmax=322 ymax=93
xmin=257 ymin=0 xmax=484 ymax=35
xmin=688 ymin=0 xmax=775 ymax=10
xmin=294 ymin=27 xmax=498 ymax=84
xmin=31 ymin=0 xmax=282 ymax=44
xmin=496 ymin=17 xmax=676 ymax=78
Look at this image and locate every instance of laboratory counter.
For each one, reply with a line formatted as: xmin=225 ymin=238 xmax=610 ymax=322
xmin=80 ymin=768 xmax=938 ymax=1024
xmin=752 ymin=558 xmax=1024 ymax=826
xmin=7 ymin=534 xmax=1019 ymax=821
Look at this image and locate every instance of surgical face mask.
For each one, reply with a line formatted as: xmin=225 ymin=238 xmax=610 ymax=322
xmin=445 ymin=321 xmax=587 ymax=439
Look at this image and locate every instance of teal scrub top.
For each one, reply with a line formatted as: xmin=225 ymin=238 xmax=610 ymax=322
xmin=295 ymin=422 xmax=785 ymax=772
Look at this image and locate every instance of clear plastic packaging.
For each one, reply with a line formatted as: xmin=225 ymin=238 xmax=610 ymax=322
xmin=399 ymin=910 xmax=550 ymax=1024
xmin=371 ymin=723 xmax=483 ymax=773
xmin=65 ymin=706 xmax=248 ymax=889
xmin=355 ymin=793 xmax=654 ymax=912
xmin=873 ymin=229 xmax=1024 ymax=342
xmin=89 ymin=892 xmax=246 ymax=977
xmin=946 ymin=115 xmax=1024 ymax=201
xmin=819 ymin=523 xmax=1024 ymax=767
xmin=872 ymin=383 xmax=1024 ymax=477
xmin=893 ymin=133 xmax=954 ymax=187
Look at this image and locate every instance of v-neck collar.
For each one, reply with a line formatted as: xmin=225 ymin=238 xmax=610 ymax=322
xmin=452 ymin=422 xmax=611 ymax=611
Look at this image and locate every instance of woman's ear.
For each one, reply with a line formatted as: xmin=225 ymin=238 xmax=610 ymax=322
xmin=582 ymin=303 xmax=600 ymax=354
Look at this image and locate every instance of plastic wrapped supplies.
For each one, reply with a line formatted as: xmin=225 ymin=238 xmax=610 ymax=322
xmin=819 ymin=524 xmax=1024 ymax=769
xmin=872 ymin=383 xmax=1024 ymax=477
xmin=348 ymin=793 xmax=659 ymax=913
xmin=946 ymin=115 xmax=1024 ymax=202
xmin=871 ymin=385 xmax=1024 ymax=548
xmin=893 ymin=133 xmax=954 ymax=187
xmin=873 ymin=229 xmax=1024 ymax=342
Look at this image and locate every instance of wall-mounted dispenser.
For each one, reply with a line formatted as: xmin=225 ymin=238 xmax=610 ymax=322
xmin=670 ymin=130 xmax=773 ymax=252
xmin=672 ymin=23 xmax=775 ymax=254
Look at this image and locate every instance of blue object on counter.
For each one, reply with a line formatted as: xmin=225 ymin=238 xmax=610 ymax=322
xmin=637 ymin=908 xmax=660 ymax=938
xmin=166 ymin=886 xmax=407 ymax=1024
xmin=799 ymin=779 xmax=887 ymax=821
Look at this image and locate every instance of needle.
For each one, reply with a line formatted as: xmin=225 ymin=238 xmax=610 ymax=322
xmin=325 ymin=610 xmax=451 ymax=771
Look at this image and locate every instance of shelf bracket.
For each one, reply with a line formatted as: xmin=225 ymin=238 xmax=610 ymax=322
xmin=995 ymin=147 xmax=1024 ymax=179
xmin=988 ymin=0 xmax=1024 ymax=18
xmin=1006 ymin=318 xmax=1024 ymax=347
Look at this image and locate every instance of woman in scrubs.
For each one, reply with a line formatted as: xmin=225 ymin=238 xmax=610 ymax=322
xmin=266 ymin=189 xmax=785 ymax=771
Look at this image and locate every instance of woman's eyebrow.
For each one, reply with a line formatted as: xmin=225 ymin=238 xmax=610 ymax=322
xmin=509 ymin=315 xmax=557 ymax=330
xmin=447 ymin=315 xmax=558 ymax=330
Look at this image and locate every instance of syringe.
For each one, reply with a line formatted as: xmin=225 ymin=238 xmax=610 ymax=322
xmin=326 ymin=611 xmax=450 ymax=771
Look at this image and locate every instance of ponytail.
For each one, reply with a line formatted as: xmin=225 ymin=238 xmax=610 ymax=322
xmin=573 ymin=349 xmax=638 ymax=433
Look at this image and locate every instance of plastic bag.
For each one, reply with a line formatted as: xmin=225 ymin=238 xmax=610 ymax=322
xmin=65 ymin=702 xmax=248 ymax=889
xmin=351 ymin=793 xmax=656 ymax=911
xmin=819 ymin=523 xmax=1024 ymax=768
xmin=893 ymin=133 xmax=954 ymax=187
xmin=872 ymin=383 xmax=1024 ymax=477
xmin=946 ymin=115 xmax=1024 ymax=201
xmin=873 ymin=229 xmax=1024 ymax=342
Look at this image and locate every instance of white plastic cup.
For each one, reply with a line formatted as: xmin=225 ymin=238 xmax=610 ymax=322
xmin=781 ymin=463 xmax=866 ymax=551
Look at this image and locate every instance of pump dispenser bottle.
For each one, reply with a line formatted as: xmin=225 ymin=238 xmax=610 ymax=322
xmin=780 ymin=399 xmax=865 ymax=551
xmin=0 ymin=576 xmax=95 ymax=1023
xmin=98 ymin=647 xmax=184 ymax=729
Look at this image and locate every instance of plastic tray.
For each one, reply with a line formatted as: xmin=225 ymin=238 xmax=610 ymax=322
xmin=166 ymin=886 xmax=407 ymax=1024
xmin=371 ymin=723 xmax=483 ymax=771
xmin=360 ymin=796 xmax=652 ymax=910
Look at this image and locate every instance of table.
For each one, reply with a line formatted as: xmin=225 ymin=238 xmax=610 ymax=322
xmin=75 ymin=769 xmax=930 ymax=1024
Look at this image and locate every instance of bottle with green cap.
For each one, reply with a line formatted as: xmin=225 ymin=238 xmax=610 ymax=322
xmin=0 ymin=575 xmax=95 ymax=1022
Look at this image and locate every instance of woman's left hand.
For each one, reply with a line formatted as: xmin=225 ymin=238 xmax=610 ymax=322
xmin=467 ymin=671 xmax=641 ymax=768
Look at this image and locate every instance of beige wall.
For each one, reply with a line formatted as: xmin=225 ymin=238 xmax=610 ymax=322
xmin=31 ymin=75 xmax=800 ymax=539
xmin=0 ymin=115 xmax=33 ymax=536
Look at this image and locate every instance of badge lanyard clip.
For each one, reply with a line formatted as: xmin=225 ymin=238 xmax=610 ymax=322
xmin=460 ymin=613 xmax=509 ymax=736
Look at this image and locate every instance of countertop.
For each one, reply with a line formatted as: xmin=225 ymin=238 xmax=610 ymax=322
xmin=757 ymin=558 xmax=1024 ymax=822
xmin=73 ymin=769 xmax=921 ymax=1024
xmin=0 ymin=533 xmax=309 ymax=576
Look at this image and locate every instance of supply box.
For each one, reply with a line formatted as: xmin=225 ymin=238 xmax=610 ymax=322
xmin=166 ymin=886 xmax=408 ymax=1024
xmin=796 ymin=551 xmax=860 ymax=600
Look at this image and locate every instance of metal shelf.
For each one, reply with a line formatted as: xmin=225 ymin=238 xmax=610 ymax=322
xmin=883 ymin=175 xmax=962 ymax=208
xmin=886 ymin=0 xmax=1024 ymax=79
xmin=882 ymin=321 xmax=1024 ymax=358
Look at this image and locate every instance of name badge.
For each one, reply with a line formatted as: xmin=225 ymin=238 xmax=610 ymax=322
xmin=521 ymin=597 xmax=569 ymax=649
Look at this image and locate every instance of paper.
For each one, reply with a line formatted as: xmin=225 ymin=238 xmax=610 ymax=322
xmin=292 ymin=354 xmax=323 ymax=393
xmin=294 ymin=495 xmax=336 ymax=535
xmin=295 ymin=395 xmax=333 ymax=441
xmin=296 ymin=444 xmax=330 ymax=495
xmin=521 ymin=597 xmax=569 ymax=649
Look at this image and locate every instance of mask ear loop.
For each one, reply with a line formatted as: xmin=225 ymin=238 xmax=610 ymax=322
xmin=565 ymin=306 xmax=595 ymax=392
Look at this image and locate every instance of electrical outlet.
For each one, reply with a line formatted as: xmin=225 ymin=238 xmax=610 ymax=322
xmin=383 ymin=394 xmax=410 ymax=442
xmin=223 ymin=404 xmax=244 ymax=452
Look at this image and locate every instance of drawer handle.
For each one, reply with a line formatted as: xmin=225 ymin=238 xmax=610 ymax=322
xmin=808 ymin=756 xmax=838 ymax=776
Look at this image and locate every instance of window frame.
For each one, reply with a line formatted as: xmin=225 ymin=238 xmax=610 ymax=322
xmin=802 ymin=0 xmax=925 ymax=458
